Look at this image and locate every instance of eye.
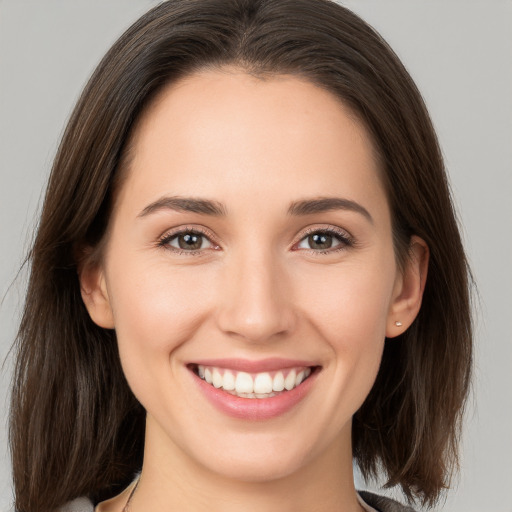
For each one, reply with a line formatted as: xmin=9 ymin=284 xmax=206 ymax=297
xmin=295 ymin=228 xmax=353 ymax=253
xmin=159 ymin=228 xmax=217 ymax=253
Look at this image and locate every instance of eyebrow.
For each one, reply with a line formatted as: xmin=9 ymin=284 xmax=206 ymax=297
xmin=138 ymin=196 xmax=227 ymax=217
xmin=287 ymin=197 xmax=373 ymax=224
xmin=138 ymin=195 xmax=373 ymax=223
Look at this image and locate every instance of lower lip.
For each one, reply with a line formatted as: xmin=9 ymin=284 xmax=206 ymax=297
xmin=191 ymin=368 xmax=319 ymax=421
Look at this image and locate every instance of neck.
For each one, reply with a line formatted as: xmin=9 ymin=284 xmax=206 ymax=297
xmin=125 ymin=416 xmax=363 ymax=512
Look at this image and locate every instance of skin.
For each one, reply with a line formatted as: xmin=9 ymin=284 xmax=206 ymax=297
xmin=81 ymin=68 xmax=428 ymax=512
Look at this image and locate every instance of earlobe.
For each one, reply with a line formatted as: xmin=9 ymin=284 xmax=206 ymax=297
xmin=386 ymin=236 xmax=429 ymax=338
xmin=78 ymin=261 xmax=115 ymax=329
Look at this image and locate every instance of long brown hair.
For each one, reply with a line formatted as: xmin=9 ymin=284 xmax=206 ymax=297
xmin=10 ymin=1 xmax=472 ymax=510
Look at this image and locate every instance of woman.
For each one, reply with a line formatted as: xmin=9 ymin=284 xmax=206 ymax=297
xmin=9 ymin=1 xmax=472 ymax=511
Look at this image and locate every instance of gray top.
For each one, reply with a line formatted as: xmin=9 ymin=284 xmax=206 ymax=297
xmin=359 ymin=491 xmax=417 ymax=512
xmin=59 ymin=491 xmax=416 ymax=512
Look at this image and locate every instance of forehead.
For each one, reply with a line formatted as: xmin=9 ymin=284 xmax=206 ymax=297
xmin=116 ymin=68 xmax=388 ymax=221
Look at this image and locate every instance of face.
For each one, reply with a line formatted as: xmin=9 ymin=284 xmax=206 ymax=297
xmin=82 ymin=68 xmax=419 ymax=484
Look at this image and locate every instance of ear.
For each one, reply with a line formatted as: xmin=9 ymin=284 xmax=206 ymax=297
xmin=386 ymin=235 xmax=429 ymax=338
xmin=78 ymin=258 xmax=115 ymax=329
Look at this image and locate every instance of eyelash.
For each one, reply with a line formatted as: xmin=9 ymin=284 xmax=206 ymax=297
xmin=157 ymin=225 xmax=355 ymax=256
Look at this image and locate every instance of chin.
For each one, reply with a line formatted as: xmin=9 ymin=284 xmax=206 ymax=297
xmin=185 ymin=429 xmax=327 ymax=484
xmin=203 ymin=451 xmax=307 ymax=484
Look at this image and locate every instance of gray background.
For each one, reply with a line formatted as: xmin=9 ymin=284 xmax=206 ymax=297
xmin=1 ymin=1 xmax=511 ymax=511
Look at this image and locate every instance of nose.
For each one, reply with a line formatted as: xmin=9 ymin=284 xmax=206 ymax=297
xmin=215 ymin=250 xmax=297 ymax=344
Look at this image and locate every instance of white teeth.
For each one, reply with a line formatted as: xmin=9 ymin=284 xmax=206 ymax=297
xmin=212 ymin=368 xmax=223 ymax=388
xmin=254 ymin=373 xmax=273 ymax=394
xmin=273 ymin=371 xmax=285 ymax=392
xmin=222 ymin=370 xmax=236 ymax=391
xmin=284 ymin=369 xmax=296 ymax=390
xmin=235 ymin=372 xmax=254 ymax=393
xmin=196 ymin=365 xmax=313 ymax=396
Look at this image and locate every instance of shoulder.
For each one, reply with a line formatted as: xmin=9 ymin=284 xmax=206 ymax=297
xmin=358 ymin=491 xmax=417 ymax=512
xmin=57 ymin=497 xmax=95 ymax=512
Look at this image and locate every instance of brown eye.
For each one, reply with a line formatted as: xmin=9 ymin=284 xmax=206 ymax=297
xmin=166 ymin=231 xmax=213 ymax=251
xmin=296 ymin=229 xmax=349 ymax=252
xmin=307 ymin=233 xmax=334 ymax=250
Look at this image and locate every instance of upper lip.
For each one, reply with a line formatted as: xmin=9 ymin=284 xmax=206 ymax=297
xmin=187 ymin=358 xmax=319 ymax=373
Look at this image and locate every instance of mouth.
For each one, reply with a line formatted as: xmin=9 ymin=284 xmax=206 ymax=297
xmin=187 ymin=358 xmax=321 ymax=420
xmin=189 ymin=364 xmax=318 ymax=399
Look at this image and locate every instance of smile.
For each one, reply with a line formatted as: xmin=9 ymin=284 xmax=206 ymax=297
xmin=188 ymin=360 xmax=320 ymax=420
xmin=194 ymin=365 xmax=313 ymax=398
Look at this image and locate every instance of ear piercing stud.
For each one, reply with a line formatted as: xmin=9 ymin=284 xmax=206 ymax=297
xmin=395 ymin=321 xmax=403 ymax=327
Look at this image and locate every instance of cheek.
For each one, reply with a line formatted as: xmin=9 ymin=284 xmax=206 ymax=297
xmin=106 ymin=258 xmax=216 ymax=376
xmin=293 ymin=258 xmax=395 ymax=398
xmin=297 ymin=259 xmax=395 ymax=342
